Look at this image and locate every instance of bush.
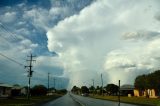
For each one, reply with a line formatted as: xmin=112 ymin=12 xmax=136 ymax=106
xmin=31 ymin=85 xmax=47 ymax=96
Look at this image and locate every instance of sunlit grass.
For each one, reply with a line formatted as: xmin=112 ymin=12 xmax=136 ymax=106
xmin=90 ymin=95 xmax=160 ymax=106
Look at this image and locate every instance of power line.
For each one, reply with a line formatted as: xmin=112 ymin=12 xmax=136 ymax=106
xmin=0 ymin=22 xmax=29 ymax=50
xmin=0 ymin=23 xmax=19 ymax=41
xmin=0 ymin=52 xmax=24 ymax=66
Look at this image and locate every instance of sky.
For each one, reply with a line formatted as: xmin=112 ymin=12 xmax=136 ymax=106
xmin=0 ymin=0 xmax=160 ymax=89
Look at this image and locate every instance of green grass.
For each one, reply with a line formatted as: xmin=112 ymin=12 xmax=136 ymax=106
xmin=0 ymin=93 xmax=63 ymax=106
xmin=90 ymin=95 xmax=160 ymax=106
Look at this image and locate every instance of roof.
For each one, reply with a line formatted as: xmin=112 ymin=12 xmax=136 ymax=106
xmin=120 ymin=84 xmax=134 ymax=90
xmin=0 ymin=83 xmax=13 ymax=88
xmin=12 ymin=85 xmax=22 ymax=90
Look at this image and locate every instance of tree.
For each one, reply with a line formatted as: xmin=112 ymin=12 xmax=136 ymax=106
xmin=89 ymin=86 xmax=95 ymax=94
xmin=56 ymin=89 xmax=67 ymax=94
xmin=105 ymin=84 xmax=118 ymax=95
xmin=134 ymin=75 xmax=147 ymax=90
xmin=71 ymin=86 xmax=80 ymax=94
xmin=81 ymin=86 xmax=89 ymax=94
xmin=31 ymin=85 xmax=47 ymax=96
xmin=96 ymin=86 xmax=100 ymax=90
xmin=89 ymin=86 xmax=95 ymax=91
xmin=134 ymin=70 xmax=160 ymax=96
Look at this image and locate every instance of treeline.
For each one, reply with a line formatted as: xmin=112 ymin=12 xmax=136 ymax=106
xmin=134 ymin=70 xmax=160 ymax=92
xmin=29 ymin=85 xmax=67 ymax=96
xmin=72 ymin=70 xmax=160 ymax=96
xmin=71 ymin=84 xmax=119 ymax=96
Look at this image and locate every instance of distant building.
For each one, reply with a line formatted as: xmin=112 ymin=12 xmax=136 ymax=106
xmin=20 ymin=87 xmax=27 ymax=96
xmin=120 ymin=85 xmax=134 ymax=96
xmin=120 ymin=85 xmax=158 ymax=98
xmin=0 ymin=83 xmax=12 ymax=97
xmin=47 ymin=89 xmax=56 ymax=96
xmin=11 ymin=85 xmax=22 ymax=96
xmin=12 ymin=85 xmax=28 ymax=96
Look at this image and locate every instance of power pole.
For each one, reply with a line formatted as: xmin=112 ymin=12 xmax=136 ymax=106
xmin=101 ymin=74 xmax=104 ymax=96
xmin=92 ymin=79 xmax=94 ymax=95
xmin=48 ymin=73 xmax=50 ymax=93
xmin=92 ymin=79 xmax=94 ymax=87
xmin=25 ymin=54 xmax=36 ymax=100
xmin=53 ymin=78 xmax=56 ymax=89
xmin=118 ymin=80 xmax=121 ymax=106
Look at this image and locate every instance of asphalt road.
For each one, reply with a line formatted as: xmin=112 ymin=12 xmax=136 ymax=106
xmin=42 ymin=93 xmax=81 ymax=106
xmin=42 ymin=93 xmax=139 ymax=106
xmin=70 ymin=93 xmax=139 ymax=106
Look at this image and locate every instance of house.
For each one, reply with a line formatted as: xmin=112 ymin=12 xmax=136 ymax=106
xmin=20 ymin=87 xmax=27 ymax=96
xmin=0 ymin=83 xmax=12 ymax=97
xmin=120 ymin=84 xmax=159 ymax=98
xmin=47 ymin=89 xmax=56 ymax=96
xmin=11 ymin=85 xmax=22 ymax=96
xmin=134 ymin=89 xmax=158 ymax=98
xmin=120 ymin=84 xmax=134 ymax=96
xmin=12 ymin=85 xmax=28 ymax=96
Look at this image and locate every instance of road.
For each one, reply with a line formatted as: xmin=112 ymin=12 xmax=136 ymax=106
xmin=42 ymin=93 xmax=139 ymax=106
xmin=42 ymin=93 xmax=81 ymax=106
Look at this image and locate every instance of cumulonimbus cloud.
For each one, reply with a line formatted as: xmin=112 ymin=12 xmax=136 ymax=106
xmin=47 ymin=0 xmax=160 ymax=88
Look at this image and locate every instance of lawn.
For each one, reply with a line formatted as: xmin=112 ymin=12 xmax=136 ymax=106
xmin=0 ymin=93 xmax=63 ymax=106
xmin=90 ymin=95 xmax=160 ymax=106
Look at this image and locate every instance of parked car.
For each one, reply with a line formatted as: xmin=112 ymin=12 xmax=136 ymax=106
xmin=81 ymin=93 xmax=88 ymax=96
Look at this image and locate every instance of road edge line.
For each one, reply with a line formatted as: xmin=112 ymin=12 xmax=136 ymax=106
xmin=69 ymin=94 xmax=86 ymax=106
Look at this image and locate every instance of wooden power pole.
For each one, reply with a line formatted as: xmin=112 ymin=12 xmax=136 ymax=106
xmin=25 ymin=54 xmax=36 ymax=100
xmin=101 ymin=74 xmax=104 ymax=96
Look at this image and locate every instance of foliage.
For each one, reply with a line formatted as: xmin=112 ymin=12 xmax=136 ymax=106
xmin=71 ymin=86 xmax=80 ymax=94
xmin=134 ymin=70 xmax=160 ymax=92
xmin=56 ymin=89 xmax=67 ymax=94
xmin=96 ymin=86 xmax=100 ymax=90
xmin=31 ymin=85 xmax=47 ymax=96
xmin=89 ymin=86 xmax=95 ymax=94
xmin=89 ymin=86 xmax=95 ymax=91
xmin=81 ymin=86 xmax=89 ymax=94
xmin=105 ymin=84 xmax=119 ymax=95
xmin=135 ymin=75 xmax=147 ymax=90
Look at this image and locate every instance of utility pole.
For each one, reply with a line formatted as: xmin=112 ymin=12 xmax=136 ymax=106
xmin=101 ymin=74 xmax=104 ymax=96
xmin=48 ymin=73 xmax=50 ymax=93
xmin=118 ymin=80 xmax=121 ymax=106
xmin=53 ymin=78 xmax=56 ymax=89
xmin=92 ymin=79 xmax=94 ymax=95
xmin=25 ymin=53 xmax=36 ymax=100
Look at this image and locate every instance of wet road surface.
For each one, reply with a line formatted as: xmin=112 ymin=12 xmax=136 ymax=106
xmin=42 ymin=93 xmax=139 ymax=106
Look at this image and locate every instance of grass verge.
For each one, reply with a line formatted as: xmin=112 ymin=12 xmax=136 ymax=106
xmin=0 ymin=93 xmax=63 ymax=106
xmin=90 ymin=95 xmax=160 ymax=106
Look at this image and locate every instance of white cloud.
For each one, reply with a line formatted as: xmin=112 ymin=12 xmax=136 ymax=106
xmin=49 ymin=7 xmax=71 ymax=18
xmin=23 ymin=8 xmax=50 ymax=31
xmin=104 ymin=37 xmax=160 ymax=84
xmin=47 ymin=0 xmax=160 ymax=88
xmin=0 ymin=0 xmax=94 ymax=87
xmin=122 ymin=31 xmax=160 ymax=41
xmin=0 ymin=12 xmax=17 ymax=23
xmin=34 ymin=56 xmax=64 ymax=77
